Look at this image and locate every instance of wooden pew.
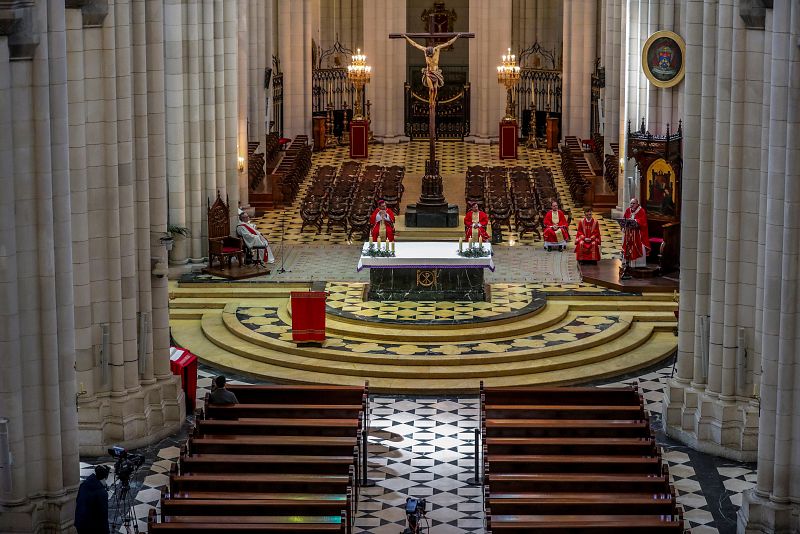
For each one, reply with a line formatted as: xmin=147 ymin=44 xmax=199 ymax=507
xmin=486 ymin=512 xmax=685 ymax=532
xmin=149 ymin=509 xmax=348 ymax=533
xmin=169 ymin=471 xmax=353 ymax=494
xmin=485 ymin=454 xmax=663 ymax=475
xmin=481 ymin=386 xmax=642 ymax=406
xmin=161 ymin=494 xmax=350 ymax=519
xmin=484 ymin=419 xmax=650 ymax=438
xmin=484 ymin=472 xmax=672 ymax=494
xmin=483 ymin=404 xmax=644 ymax=420
xmin=484 ymin=436 xmax=657 ymax=456
xmin=195 ymin=418 xmax=361 ymax=438
xmin=188 ymin=435 xmax=358 ymax=456
xmin=485 ymin=490 xmax=676 ymax=515
xmin=203 ymin=403 xmax=363 ymax=420
xmin=179 ymin=453 xmax=357 ymax=475
xmin=225 ymin=385 xmax=366 ymax=406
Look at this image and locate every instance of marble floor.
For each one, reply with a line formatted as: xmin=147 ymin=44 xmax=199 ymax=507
xmin=82 ymin=361 xmax=755 ymax=534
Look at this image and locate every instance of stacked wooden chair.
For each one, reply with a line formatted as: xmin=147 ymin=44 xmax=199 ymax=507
xmin=148 ymin=384 xmax=368 ymax=533
xmin=486 ymin=167 xmax=513 ymax=234
xmin=300 ymin=165 xmax=337 ymax=234
xmin=482 ymin=384 xmax=687 ymax=533
xmin=465 ymin=165 xmax=487 ymax=209
xmin=605 ymin=142 xmax=620 ymax=192
xmin=379 ymin=165 xmax=405 ymax=215
xmin=347 ymin=166 xmax=382 ymax=241
xmin=326 ymin=162 xmax=361 ymax=235
xmin=509 ymin=167 xmax=541 ymax=240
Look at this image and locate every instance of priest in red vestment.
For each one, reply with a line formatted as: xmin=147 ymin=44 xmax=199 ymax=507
xmin=575 ymin=207 xmax=601 ymax=263
xmin=622 ymin=198 xmax=649 ymax=267
xmin=464 ymin=202 xmax=490 ymax=241
xmin=543 ymin=200 xmax=570 ymax=250
xmin=370 ymin=199 xmax=395 ymax=242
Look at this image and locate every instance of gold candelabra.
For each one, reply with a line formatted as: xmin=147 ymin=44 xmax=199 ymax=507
xmin=497 ymin=48 xmax=521 ymax=121
xmin=347 ymin=48 xmax=372 ymax=120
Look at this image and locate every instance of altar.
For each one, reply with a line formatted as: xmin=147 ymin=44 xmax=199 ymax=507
xmin=357 ymin=241 xmax=494 ymax=301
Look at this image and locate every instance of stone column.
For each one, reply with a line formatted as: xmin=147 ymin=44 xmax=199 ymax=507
xmin=663 ymin=0 xmax=765 ymax=462
xmin=278 ymin=0 xmax=312 ymax=140
xmin=363 ymin=0 xmax=407 ymax=142
xmin=0 ymin=2 xmax=80 ymax=531
xmin=237 ymin=0 xmax=248 ymax=205
xmin=561 ymin=0 xmax=597 ymax=140
xmin=739 ymin=1 xmax=800 ymax=531
xmin=511 ymin=0 xmax=562 ymax=55
xmin=466 ymin=0 xmax=511 ymax=144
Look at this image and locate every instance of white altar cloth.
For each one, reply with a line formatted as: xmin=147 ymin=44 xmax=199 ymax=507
xmin=357 ymin=241 xmax=494 ymax=271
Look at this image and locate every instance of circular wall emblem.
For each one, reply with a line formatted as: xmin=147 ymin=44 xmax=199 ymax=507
xmin=642 ymin=31 xmax=686 ymax=88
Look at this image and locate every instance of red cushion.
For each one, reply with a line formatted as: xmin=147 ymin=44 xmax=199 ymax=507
xmin=649 ymin=238 xmax=664 ymax=244
xmin=222 ymin=246 xmax=240 ymax=253
xmin=278 ymin=138 xmax=292 ymax=145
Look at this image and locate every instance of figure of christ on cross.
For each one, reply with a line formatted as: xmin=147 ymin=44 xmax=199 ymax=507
xmin=390 ymin=29 xmax=474 ymax=206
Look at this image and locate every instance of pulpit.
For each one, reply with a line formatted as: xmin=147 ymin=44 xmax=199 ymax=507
xmin=291 ymin=291 xmax=327 ymax=343
xmin=349 ymin=119 xmax=369 ymax=159
xmin=499 ymin=121 xmax=518 ymax=159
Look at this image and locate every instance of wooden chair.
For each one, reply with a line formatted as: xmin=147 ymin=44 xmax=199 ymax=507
xmin=207 ymin=192 xmax=244 ymax=269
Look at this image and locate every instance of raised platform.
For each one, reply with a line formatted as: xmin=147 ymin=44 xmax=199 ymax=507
xmin=203 ymin=263 xmax=271 ymax=280
xmin=169 ymin=280 xmax=678 ymax=393
xmin=579 ymin=259 xmax=679 ymax=293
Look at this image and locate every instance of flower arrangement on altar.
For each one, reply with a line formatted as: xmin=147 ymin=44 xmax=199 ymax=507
xmin=457 ymin=237 xmax=491 ymax=258
xmin=364 ymin=236 xmax=395 ymax=257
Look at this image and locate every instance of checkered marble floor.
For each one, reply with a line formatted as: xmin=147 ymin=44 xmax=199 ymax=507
xmin=251 ymin=142 xmax=624 ymax=257
xmin=82 ymin=363 xmax=753 ymax=533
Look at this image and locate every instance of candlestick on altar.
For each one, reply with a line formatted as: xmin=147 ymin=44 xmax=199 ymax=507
xmin=377 ymin=236 xmax=381 ymax=246
xmin=391 ymin=241 xmax=395 ymax=253
xmin=459 ymin=238 xmax=463 ymax=252
xmin=479 ymin=234 xmax=483 ymax=245
xmin=369 ymin=234 xmax=373 ymax=244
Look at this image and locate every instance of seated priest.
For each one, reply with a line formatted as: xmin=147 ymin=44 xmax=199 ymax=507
xmin=236 ymin=211 xmax=275 ymax=265
xmin=464 ymin=202 xmax=490 ymax=242
xmin=575 ymin=207 xmax=601 ymax=263
xmin=370 ymin=199 xmax=396 ymax=242
xmin=543 ymin=200 xmax=570 ymax=250
xmin=622 ymin=197 xmax=649 ymax=268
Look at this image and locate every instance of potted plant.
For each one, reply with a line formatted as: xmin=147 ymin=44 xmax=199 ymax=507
xmin=161 ymin=224 xmax=190 ymax=251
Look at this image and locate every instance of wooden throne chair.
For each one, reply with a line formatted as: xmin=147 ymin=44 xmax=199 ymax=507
xmin=207 ymin=192 xmax=244 ymax=269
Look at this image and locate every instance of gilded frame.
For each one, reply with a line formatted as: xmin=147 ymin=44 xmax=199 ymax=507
xmin=642 ymin=30 xmax=686 ymax=88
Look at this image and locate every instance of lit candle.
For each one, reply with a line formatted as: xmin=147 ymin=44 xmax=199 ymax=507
xmin=459 ymin=238 xmax=463 ymax=252
xmin=377 ymin=236 xmax=381 ymax=246
xmin=479 ymin=234 xmax=483 ymax=245
xmin=369 ymin=234 xmax=373 ymax=245
xmin=391 ymin=241 xmax=395 ymax=253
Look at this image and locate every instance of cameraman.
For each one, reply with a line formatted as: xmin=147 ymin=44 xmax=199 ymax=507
xmin=208 ymin=375 xmax=238 ymax=405
xmin=75 ymin=464 xmax=110 ymax=534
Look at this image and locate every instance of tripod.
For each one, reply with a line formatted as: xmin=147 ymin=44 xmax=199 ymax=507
xmin=110 ymin=478 xmax=139 ymax=534
xmin=276 ymin=208 xmax=291 ymax=274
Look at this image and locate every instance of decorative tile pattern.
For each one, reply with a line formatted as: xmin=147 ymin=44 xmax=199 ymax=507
xmin=235 ymin=304 xmax=619 ymax=355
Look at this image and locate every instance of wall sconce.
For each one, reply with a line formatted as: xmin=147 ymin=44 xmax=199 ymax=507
xmin=237 ymin=155 xmax=246 ymax=173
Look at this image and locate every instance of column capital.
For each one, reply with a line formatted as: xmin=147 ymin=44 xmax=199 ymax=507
xmin=0 ymin=1 xmax=38 ymax=60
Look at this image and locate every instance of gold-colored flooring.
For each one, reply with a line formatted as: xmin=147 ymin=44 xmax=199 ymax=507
xmin=169 ymin=281 xmax=677 ymax=393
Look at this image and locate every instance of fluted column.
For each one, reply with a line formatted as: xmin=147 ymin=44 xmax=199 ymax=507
xmin=278 ymin=0 xmax=312 ymax=140
xmin=739 ymin=1 xmax=800 ymax=531
xmin=511 ymin=0 xmax=562 ymax=55
xmin=466 ymin=0 xmax=511 ymax=143
xmin=363 ymin=0 xmax=407 ymax=142
xmin=0 ymin=2 xmax=79 ymax=531
xmin=663 ymin=0 xmax=763 ymax=462
xmin=561 ymin=0 xmax=597 ymax=140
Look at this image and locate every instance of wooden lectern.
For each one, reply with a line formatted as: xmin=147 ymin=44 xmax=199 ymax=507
xmin=291 ymin=291 xmax=327 ymax=343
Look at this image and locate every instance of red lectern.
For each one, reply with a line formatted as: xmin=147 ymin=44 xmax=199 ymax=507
xmin=349 ymin=119 xmax=369 ymax=159
xmin=169 ymin=347 xmax=198 ymax=411
xmin=499 ymin=120 xmax=518 ymax=159
xmin=291 ymin=291 xmax=327 ymax=343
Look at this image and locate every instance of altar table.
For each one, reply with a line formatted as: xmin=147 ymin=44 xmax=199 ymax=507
xmin=357 ymin=241 xmax=494 ymax=302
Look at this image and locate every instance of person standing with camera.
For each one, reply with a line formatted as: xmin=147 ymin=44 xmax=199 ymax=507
xmin=75 ymin=464 xmax=110 ymax=534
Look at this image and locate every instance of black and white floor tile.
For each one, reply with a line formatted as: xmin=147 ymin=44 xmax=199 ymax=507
xmin=81 ymin=363 xmax=755 ymax=533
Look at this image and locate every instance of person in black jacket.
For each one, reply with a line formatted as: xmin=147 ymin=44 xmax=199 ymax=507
xmin=75 ymin=464 xmax=110 ymax=534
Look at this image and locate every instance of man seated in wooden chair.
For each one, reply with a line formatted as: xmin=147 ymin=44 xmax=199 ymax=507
xmin=236 ymin=210 xmax=274 ymax=266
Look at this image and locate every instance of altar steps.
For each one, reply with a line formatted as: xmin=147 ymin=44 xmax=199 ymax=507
xmin=170 ymin=317 xmax=675 ymax=393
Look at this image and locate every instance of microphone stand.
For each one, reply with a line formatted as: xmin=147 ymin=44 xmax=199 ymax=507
xmin=276 ymin=208 xmax=291 ymax=274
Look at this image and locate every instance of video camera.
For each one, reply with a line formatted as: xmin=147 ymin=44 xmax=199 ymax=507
xmin=108 ymin=446 xmax=145 ymax=485
xmin=404 ymin=497 xmax=427 ymax=534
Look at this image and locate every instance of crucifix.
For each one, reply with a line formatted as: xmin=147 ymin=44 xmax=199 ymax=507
xmin=390 ymin=21 xmax=474 ymax=217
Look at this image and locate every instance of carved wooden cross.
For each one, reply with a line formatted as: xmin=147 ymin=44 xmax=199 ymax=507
xmin=390 ymin=24 xmax=474 ymax=185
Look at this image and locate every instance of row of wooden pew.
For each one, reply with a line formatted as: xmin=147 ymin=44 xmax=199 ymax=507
xmin=561 ymin=136 xmax=595 ymax=206
xmin=147 ymin=384 xmax=368 ymax=533
xmin=481 ymin=385 xmax=687 ymax=533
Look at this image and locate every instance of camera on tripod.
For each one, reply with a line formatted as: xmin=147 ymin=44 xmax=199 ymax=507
xmin=403 ymin=497 xmax=427 ymax=534
xmin=108 ymin=446 xmax=145 ymax=485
